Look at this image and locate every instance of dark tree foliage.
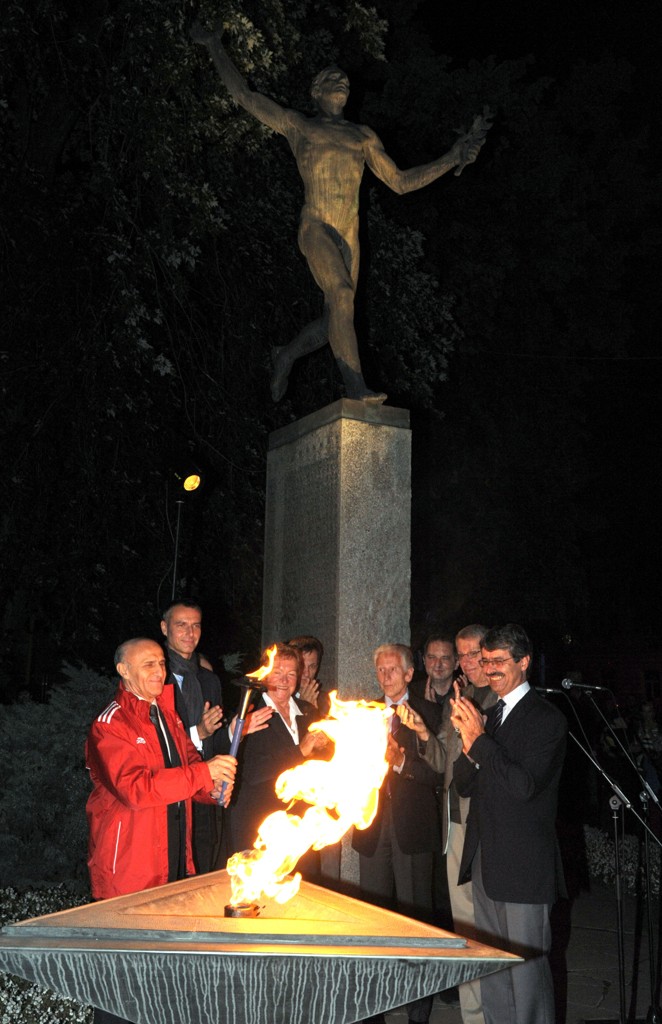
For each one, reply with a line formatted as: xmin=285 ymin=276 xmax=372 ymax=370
xmin=1 ymin=0 xmax=660 ymax=699
xmin=0 ymin=0 xmax=398 ymax=693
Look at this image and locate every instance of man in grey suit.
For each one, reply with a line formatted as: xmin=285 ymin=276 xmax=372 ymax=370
xmin=450 ymin=624 xmax=567 ymax=1024
xmin=398 ymin=624 xmax=495 ymax=1024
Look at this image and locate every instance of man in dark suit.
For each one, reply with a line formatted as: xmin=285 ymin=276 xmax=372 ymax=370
xmin=409 ymin=631 xmax=460 ymax=931
xmin=353 ymin=643 xmax=443 ymax=1024
xmin=451 ymin=624 xmax=567 ymax=1024
xmin=160 ymin=600 xmax=231 ymax=873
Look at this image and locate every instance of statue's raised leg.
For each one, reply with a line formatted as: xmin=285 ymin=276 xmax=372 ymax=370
xmin=271 ymin=314 xmax=387 ymax=405
xmin=271 ymin=317 xmax=328 ymax=402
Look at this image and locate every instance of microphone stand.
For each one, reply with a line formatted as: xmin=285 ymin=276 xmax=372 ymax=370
xmin=581 ymin=692 xmax=662 ymax=1024
xmin=639 ymin=787 xmax=662 ymax=1023
xmin=568 ymin=726 xmax=662 ymax=1024
xmin=609 ymin=793 xmax=627 ymax=1024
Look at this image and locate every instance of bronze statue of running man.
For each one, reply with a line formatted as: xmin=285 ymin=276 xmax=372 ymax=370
xmin=191 ymin=23 xmax=491 ymax=404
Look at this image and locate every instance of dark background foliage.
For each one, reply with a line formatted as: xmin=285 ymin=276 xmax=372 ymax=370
xmin=1 ymin=0 xmax=661 ymax=701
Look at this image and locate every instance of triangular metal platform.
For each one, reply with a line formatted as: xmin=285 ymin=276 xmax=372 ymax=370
xmin=0 ymin=870 xmax=519 ymax=1023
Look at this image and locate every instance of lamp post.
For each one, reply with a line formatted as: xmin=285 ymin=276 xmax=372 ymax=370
xmin=170 ymin=470 xmax=202 ymax=601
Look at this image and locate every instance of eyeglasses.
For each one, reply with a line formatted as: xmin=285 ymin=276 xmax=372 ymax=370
xmin=458 ymin=649 xmax=481 ymax=661
xmin=479 ymin=656 xmax=515 ymax=668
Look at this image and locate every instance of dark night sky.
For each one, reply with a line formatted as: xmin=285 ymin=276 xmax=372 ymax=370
xmin=414 ymin=0 xmax=662 ymax=649
xmin=420 ymin=0 xmax=659 ymax=67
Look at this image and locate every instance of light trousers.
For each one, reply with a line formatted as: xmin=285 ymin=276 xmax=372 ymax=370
xmin=447 ymin=819 xmax=485 ymax=1024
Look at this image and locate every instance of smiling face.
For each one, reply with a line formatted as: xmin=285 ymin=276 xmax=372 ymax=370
xmin=480 ymin=646 xmax=530 ymax=698
xmin=266 ymin=655 xmax=300 ymax=711
xmin=456 ymin=636 xmax=488 ymax=686
xmin=424 ymin=640 xmax=457 ymax=693
xmin=160 ymin=604 xmax=202 ymax=660
xmin=117 ymin=640 xmax=167 ymax=702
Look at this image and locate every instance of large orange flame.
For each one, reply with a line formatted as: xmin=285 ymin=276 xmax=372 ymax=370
xmin=227 ymin=691 xmax=392 ymax=906
xmin=246 ymin=644 xmax=278 ymax=681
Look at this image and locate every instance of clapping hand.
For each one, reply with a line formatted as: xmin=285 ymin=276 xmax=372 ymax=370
xmin=449 ymin=681 xmax=486 ymax=752
xmin=299 ymin=677 xmax=321 ymax=707
xmin=395 ymin=702 xmax=430 ymax=741
xmin=198 ymin=701 xmax=224 ymax=740
xmin=241 ymin=705 xmax=273 ymax=736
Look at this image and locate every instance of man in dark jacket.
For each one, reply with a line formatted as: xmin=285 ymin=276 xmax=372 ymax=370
xmin=160 ymin=600 xmax=231 ymax=873
xmin=451 ymin=624 xmax=567 ymax=1024
xmin=353 ymin=643 xmax=443 ymax=1024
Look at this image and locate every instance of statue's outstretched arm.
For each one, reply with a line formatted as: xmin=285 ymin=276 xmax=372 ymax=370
xmin=364 ymin=130 xmax=459 ymax=194
xmin=363 ymin=109 xmax=492 ymax=195
xmin=190 ymin=22 xmax=291 ymax=135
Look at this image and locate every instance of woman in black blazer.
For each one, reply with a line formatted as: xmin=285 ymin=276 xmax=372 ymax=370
xmin=228 ymin=643 xmax=328 ymax=862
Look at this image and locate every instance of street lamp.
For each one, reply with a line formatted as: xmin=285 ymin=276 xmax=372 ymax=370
xmin=171 ymin=466 xmax=202 ymax=601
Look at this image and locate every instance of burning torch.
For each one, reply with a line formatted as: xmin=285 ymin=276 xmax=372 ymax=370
xmin=216 ymin=646 xmax=277 ymax=805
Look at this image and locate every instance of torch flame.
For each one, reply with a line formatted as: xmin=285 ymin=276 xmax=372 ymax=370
xmin=227 ymin=691 xmax=392 ymax=906
xmin=246 ymin=644 xmax=278 ymax=682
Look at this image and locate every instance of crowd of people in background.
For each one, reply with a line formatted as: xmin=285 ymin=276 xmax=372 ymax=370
xmin=86 ymin=610 xmax=574 ymax=1024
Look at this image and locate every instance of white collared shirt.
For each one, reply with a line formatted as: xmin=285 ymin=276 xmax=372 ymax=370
xmin=384 ymin=689 xmax=410 ymax=711
xmin=264 ymin=693 xmax=303 ymax=743
xmin=385 ymin=690 xmax=409 ymax=773
xmin=499 ymin=681 xmax=531 ymax=725
xmin=172 ymin=673 xmax=203 ymax=751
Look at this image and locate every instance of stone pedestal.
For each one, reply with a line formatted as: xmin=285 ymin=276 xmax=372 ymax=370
xmin=262 ymin=398 xmax=411 ymax=886
xmin=262 ymin=398 xmax=411 ymax=697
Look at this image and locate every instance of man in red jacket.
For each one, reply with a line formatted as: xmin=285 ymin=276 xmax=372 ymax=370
xmin=86 ymin=637 xmax=237 ymax=902
xmin=86 ymin=638 xmax=238 ymax=1023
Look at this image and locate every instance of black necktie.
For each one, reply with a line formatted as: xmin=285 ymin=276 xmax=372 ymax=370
xmin=491 ymin=699 xmax=506 ymax=734
xmin=149 ymin=703 xmax=186 ymax=881
xmin=149 ymin=704 xmax=182 ymax=767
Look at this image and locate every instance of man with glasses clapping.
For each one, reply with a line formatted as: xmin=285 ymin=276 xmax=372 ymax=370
xmin=450 ymin=624 xmax=567 ymax=1024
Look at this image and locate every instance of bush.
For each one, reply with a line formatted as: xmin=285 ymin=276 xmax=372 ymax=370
xmin=583 ymin=823 xmax=660 ymax=896
xmin=0 ymin=664 xmax=115 ymax=887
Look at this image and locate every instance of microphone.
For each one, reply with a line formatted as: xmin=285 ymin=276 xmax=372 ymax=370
xmin=561 ymin=678 xmax=609 ymax=693
xmin=535 ymin=687 xmax=563 ymax=694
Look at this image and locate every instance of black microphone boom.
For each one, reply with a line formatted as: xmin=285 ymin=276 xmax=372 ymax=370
xmin=561 ymin=679 xmax=609 ymax=693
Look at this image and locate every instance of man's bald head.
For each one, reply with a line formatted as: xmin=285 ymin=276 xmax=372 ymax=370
xmin=115 ymin=638 xmax=166 ymax=702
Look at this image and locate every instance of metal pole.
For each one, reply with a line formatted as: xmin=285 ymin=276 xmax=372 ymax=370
xmin=171 ymin=499 xmax=183 ymax=602
xmin=611 ymin=794 xmax=627 ymax=1024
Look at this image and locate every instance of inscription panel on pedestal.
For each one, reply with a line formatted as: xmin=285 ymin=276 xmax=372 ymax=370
xmin=263 ymin=427 xmax=341 ymax=664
